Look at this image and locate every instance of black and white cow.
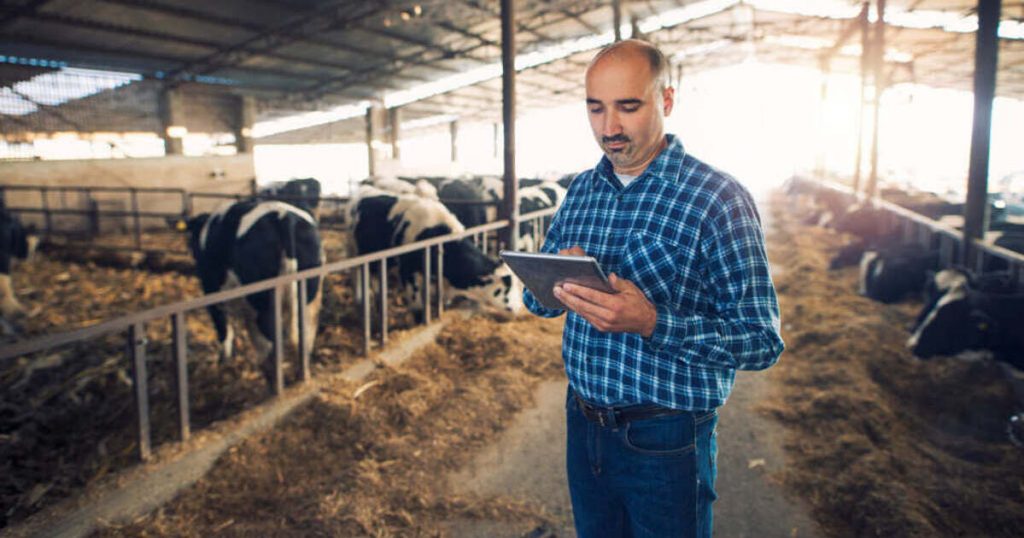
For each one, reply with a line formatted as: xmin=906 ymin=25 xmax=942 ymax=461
xmin=438 ymin=177 xmax=491 ymax=229
xmin=858 ymin=244 xmax=939 ymax=303
xmin=518 ymin=182 xmax=567 ymax=252
xmin=907 ymin=282 xmax=1024 ymax=370
xmin=260 ymin=178 xmax=322 ymax=220
xmin=909 ymin=267 xmax=1018 ymax=333
xmin=186 ymin=200 xmax=324 ymax=388
xmin=1 ymin=208 xmax=38 ymax=321
xmin=367 ymin=177 xmax=439 ymax=200
xmin=348 ymin=186 xmax=522 ymax=313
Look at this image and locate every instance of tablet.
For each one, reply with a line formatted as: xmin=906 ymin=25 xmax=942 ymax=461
xmin=500 ymin=250 xmax=617 ymax=310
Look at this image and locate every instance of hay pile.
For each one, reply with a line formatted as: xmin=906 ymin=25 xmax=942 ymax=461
xmin=762 ymin=190 xmax=1024 ymax=537
xmin=0 ymin=256 xmax=364 ymax=527
xmin=95 ymin=313 xmax=566 ymax=537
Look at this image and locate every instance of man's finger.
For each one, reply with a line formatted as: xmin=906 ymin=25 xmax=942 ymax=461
xmin=556 ymin=285 xmax=613 ymax=319
xmin=561 ymin=282 xmax=614 ymax=305
xmin=609 ymin=273 xmax=637 ymax=293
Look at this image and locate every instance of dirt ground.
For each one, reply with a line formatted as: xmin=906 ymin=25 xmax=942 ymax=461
xmin=762 ymin=190 xmax=1024 ymax=537
xmin=7 ymin=191 xmax=1024 ymax=536
xmin=0 ymin=228 xmax=388 ymax=529
xmin=92 ymin=313 xmax=566 ymax=537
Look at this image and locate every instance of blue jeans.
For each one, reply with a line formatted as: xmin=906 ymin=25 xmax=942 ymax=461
xmin=566 ymin=390 xmax=718 ymax=538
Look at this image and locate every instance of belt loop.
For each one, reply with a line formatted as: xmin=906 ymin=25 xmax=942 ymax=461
xmin=598 ymin=409 xmax=614 ymax=430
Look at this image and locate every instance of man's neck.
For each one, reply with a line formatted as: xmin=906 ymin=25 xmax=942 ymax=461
xmin=612 ymin=135 xmax=668 ymax=176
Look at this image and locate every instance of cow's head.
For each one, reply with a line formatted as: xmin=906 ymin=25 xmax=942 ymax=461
xmin=450 ymin=263 xmax=523 ymax=313
xmin=907 ymin=284 xmax=989 ymax=358
xmin=180 ymin=214 xmax=211 ymax=258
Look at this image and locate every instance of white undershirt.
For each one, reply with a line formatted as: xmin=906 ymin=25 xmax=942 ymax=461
xmin=615 ymin=172 xmax=638 ymax=188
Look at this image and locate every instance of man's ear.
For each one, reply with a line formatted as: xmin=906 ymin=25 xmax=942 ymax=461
xmin=662 ymin=86 xmax=675 ymax=116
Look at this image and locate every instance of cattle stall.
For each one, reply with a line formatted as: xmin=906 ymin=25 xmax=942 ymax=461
xmin=0 ymin=206 xmax=555 ymax=527
xmin=0 ymin=183 xmax=353 ymax=260
xmin=786 ymin=176 xmax=1024 ymax=285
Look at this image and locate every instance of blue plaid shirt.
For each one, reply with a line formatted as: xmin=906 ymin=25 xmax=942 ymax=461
xmin=524 ymin=134 xmax=783 ymax=410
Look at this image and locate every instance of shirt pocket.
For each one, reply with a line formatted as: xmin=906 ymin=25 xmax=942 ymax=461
xmin=621 ymin=231 xmax=679 ymax=305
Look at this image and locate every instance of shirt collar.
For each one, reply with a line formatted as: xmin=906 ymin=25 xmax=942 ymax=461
xmin=593 ymin=134 xmax=686 ymax=190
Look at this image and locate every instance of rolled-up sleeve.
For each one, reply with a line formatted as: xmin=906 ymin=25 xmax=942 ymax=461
xmin=645 ymin=191 xmax=784 ymax=371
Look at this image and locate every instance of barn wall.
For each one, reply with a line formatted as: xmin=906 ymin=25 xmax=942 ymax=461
xmin=0 ymin=154 xmax=255 ymax=232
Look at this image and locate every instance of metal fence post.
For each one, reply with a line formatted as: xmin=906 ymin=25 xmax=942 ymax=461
xmin=130 ymin=188 xmax=142 ymax=251
xmin=271 ymin=285 xmax=284 ymax=395
xmin=423 ymin=247 xmax=432 ymax=324
xmin=362 ymin=264 xmax=371 ymax=356
xmin=41 ymin=186 xmax=53 ymax=236
xmin=128 ymin=323 xmax=151 ymax=461
xmin=172 ymin=312 xmax=190 ymax=442
xmin=297 ymin=278 xmax=310 ymax=383
xmin=437 ymin=243 xmax=444 ymax=317
xmin=379 ymin=259 xmax=388 ymax=346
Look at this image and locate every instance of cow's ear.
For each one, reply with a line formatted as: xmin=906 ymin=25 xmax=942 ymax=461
xmin=166 ymin=216 xmax=187 ymax=232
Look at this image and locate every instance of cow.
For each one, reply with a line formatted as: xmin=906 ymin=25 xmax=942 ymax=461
xmin=1 ymin=208 xmax=38 ymax=322
xmin=858 ymin=244 xmax=939 ymax=303
xmin=910 ymin=267 xmax=1018 ymax=333
xmin=260 ymin=178 xmax=322 ymax=220
xmin=438 ymin=177 xmax=491 ymax=229
xmin=347 ymin=187 xmax=522 ymax=315
xmin=185 ymin=200 xmax=324 ymax=389
xmin=518 ymin=182 xmax=567 ymax=252
xmin=907 ymin=283 xmax=1024 ymax=370
xmin=367 ymin=177 xmax=438 ymax=200
xmin=829 ymin=202 xmax=891 ymax=241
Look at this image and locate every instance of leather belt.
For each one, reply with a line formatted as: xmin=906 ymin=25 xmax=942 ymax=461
xmin=574 ymin=394 xmax=686 ymax=428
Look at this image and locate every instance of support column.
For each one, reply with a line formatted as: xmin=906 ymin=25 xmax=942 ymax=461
xmin=365 ymin=103 xmax=386 ymax=177
xmin=612 ymin=0 xmax=623 ymax=42
xmin=160 ymin=87 xmax=185 ymax=155
xmin=365 ymin=107 xmax=375 ymax=177
xmin=963 ymin=0 xmax=1001 ymax=263
xmin=501 ymin=0 xmax=519 ymax=251
xmin=449 ymin=119 xmax=459 ymax=162
xmin=816 ymin=56 xmax=830 ymax=179
xmin=853 ymin=2 xmax=869 ymax=193
xmin=234 ymin=95 xmax=256 ymax=153
xmin=492 ymin=122 xmax=500 ymax=159
xmin=866 ymin=0 xmax=887 ymax=200
xmin=388 ymin=107 xmax=401 ymax=160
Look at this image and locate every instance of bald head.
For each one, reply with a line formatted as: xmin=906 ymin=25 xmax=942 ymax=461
xmin=584 ymin=39 xmax=675 ymax=175
xmin=587 ymin=39 xmax=671 ymax=93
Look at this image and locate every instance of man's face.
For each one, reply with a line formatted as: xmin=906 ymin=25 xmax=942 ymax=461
xmin=585 ymin=50 xmax=674 ymax=175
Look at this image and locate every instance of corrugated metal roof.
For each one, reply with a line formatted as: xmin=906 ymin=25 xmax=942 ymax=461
xmin=2 ymin=0 xmax=1022 ymax=140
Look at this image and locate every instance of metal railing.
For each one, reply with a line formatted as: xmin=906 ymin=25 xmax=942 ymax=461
xmin=1 ymin=206 xmax=558 ymax=462
xmin=0 ymin=183 xmax=355 ymax=255
xmin=791 ymin=177 xmax=1024 ymax=286
xmin=0 ymin=183 xmax=517 ymax=259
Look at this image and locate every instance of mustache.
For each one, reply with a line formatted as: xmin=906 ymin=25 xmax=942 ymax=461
xmin=602 ymin=134 xmax=630 ymax=144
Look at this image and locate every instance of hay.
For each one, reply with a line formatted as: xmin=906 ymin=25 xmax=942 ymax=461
xmin=762 ymin=190 xmax=1024 ymax=537
xmin=94 ymin=313 xmax=566 ymax=537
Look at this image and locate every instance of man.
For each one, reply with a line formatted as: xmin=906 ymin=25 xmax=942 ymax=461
xmin=523 ymin=39 xmax=784 ymax=537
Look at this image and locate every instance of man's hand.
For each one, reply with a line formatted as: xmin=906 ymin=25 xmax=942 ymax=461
xmin=554 ymin=271 xmax=658 ymax=337
xmin=559 ymin=246 xmax=586 ymax=257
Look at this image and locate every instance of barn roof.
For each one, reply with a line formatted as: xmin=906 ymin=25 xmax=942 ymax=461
xmin=2 ymin=0 xmax=1023 ymax=140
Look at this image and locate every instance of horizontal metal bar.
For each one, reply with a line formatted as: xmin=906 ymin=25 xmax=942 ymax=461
xmin=5 ymin=207 xmax=185 ymax=219
xmin=0 ymin=219 xmax=510 ymax=361
xmin=0 ymin=184 xmax=188 ymax=195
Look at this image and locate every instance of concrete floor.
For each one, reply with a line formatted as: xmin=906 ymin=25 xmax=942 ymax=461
xmin=444 ymin=372 xmax=825 ymax=538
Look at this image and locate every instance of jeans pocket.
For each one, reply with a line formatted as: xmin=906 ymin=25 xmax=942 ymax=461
xmin=622 ymin=413 xmax=696 ymax=457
